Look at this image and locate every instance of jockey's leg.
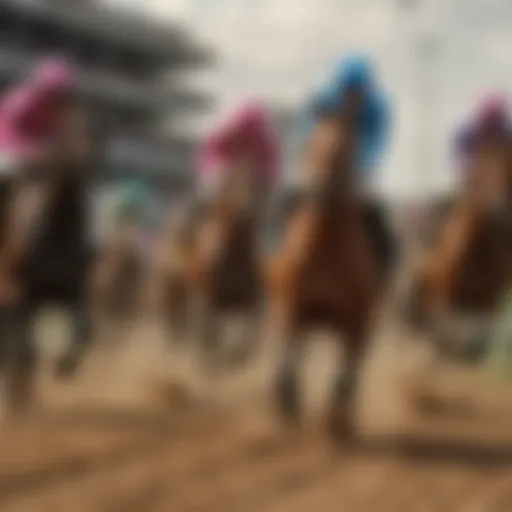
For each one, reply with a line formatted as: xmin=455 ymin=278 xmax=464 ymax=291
xmin=227 ymin=304 xmax=263 ymax=367
xmin=195 ymin=294 xmax=222 ymax=375
xmin=274 ymin=313 xmax=304 ymax=422
xmin=55 ymin=299 xmax=93 ymax=379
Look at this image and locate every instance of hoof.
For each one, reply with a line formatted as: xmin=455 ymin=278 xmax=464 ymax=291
xmin=54 ymin=351 xmax=81 ymax=380
xmin=462 ymin=333 xmax=487 ymax=363
xmin=275 ymin=373 xmax=300 ymax=423
xmin=6 ymin=371 xmax=36 ymax=412
xmin=326 ymin=405 xmax=356 ymax=444
xmin=168 ymin=323 xmax=187 ymax=347
xmin=227 ymin=344 xmax=253 ymax=368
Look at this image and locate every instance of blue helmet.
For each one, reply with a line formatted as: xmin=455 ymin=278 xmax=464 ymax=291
xmin=315 ymin=54 xmax=376 ymax=114
xmin=330 ymin=54 xmax=374 ymax=91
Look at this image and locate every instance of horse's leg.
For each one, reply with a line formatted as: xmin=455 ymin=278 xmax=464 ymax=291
xmin=400 ymin=264 xmax=432 ymax=333
xmin=328 ymin=319 xmax=369 ymax=440
xmin=55 ymin=299 xmax=94 ymax=379
xmin=5 ymin=300 xmax=39 ymax=411
xmin=166 ymin=276 xmax=189 ymax=346
xmin=194 ymin=292 xmax=222 ymax=375
xmin=226 ymin=301 xmax=263 ymax=367
xmin=0 ymin=306 xmax=10 ymax=377
xmin=274 ymin=307 xmax=304 ymax=423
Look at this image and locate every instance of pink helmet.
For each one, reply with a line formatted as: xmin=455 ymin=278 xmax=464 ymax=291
xmin=31 ymin=56 xmax=76 ymax=92
xmin=475 ymin=93 xmax=508 ymax=128
xmin=197 ymin=100 xmax=280 ymax=185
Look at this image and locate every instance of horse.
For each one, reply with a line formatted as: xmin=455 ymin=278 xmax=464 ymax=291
xmin=404 ymin=140 xmax=512 ymax=360
xmin=269 ymin=114 xmax=385 ymax=438
xmin=1 ymin=102 xmax=100 ymax=410
xmin=148 ymin=202 xmax=197 ymax=343
xmin=92 ymin=203 xmax=148 ymax=339
xmin=164 ymin=158 xmax=268 ymax=371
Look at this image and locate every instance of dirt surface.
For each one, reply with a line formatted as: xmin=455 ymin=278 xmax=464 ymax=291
xmin=2 ymin=313 xmax=512 ymax=512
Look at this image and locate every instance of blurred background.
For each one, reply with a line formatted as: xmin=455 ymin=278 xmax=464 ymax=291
xmin=108 ymin=0 xmax=512 ymax=204
xmin=3 ymin=0 xmax=511 ymax=219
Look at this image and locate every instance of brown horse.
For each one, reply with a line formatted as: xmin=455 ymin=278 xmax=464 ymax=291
xmin=405 ymin=141 xmax=512 ymax=359
xmin=269 ymin=115 xmax=383 ymax=437
xmin=163 ymin=158 xmax=268 ymax=370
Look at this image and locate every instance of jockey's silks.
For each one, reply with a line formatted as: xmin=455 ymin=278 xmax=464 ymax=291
xmin=295 ymin=54 xmax=391 ymax=184
xmin=0 ymin=57 xmax=76 ymax=162
xmin=196 ymin=101 xmax=280 ymax=187
xmin=452 ymin=93 xmax=512 ymax=168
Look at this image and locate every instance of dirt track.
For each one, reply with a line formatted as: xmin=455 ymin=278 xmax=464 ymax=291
xmin=2 ymin=314 xmax=512 ymax=511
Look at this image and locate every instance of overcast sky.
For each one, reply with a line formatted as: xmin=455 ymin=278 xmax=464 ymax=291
xmin=103 ymin=0 xmax=512 ymax=198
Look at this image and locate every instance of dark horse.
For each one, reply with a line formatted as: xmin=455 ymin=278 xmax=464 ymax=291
xmin=163 ymin=160 xmax=269 ymax=371
xmin=1 ymin=103 xmax=100 ymax=410
xmin=405 ymin=141 xmax=512 ymax=360
xmin=269 ymin=114 xmax=390 ymax=438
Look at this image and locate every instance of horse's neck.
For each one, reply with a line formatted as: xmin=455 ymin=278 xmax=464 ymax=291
xmin=444 ymin=201 xmax=509 ymax=279
xmin=306 ymin=118 xmax=356 ymax=202
xmin=205 ymin=200 xmax=257 ymax=258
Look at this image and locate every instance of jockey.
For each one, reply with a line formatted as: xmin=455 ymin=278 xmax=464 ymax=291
xmin=308 ymin=54 xmax=391 ymax=192
xmin=196 ymin=101 xmax=280 ymax=201
xmin=0 ymin=57 xmax=98 ymax=386
xmin=108 ymin=181 xmax=151 ymax=259
xmin=0 ymin=57 xmax=76 ymax=316
xmin=94 ymin=181 xmax=149 ymax=322
xmin=453 ymin=94 xmax=512 ymax=173
xmin=306 ymin=54 xmax=395 ymax=279
xmin=0 ymin=57 xmax=76 ymax=175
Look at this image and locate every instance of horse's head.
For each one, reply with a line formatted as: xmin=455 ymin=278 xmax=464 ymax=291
xmin=302 ymin=114 xmax=355 ymax=207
